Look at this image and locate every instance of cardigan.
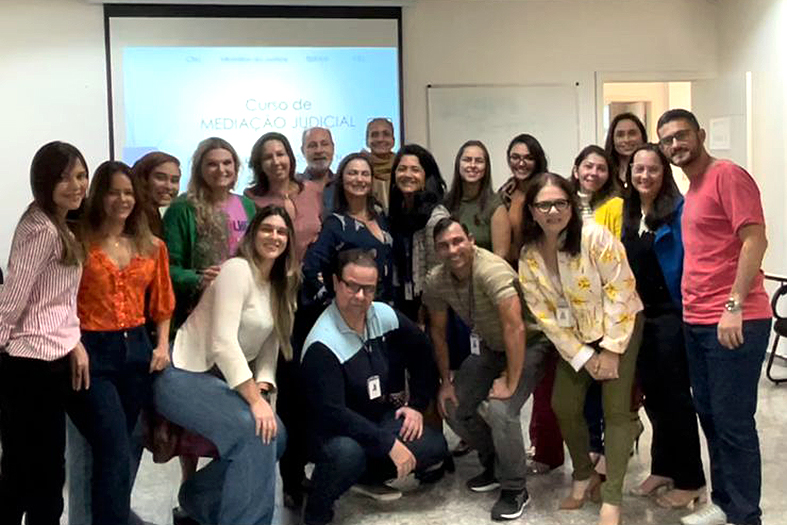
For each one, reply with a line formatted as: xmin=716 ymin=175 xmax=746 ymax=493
xmin=518 ymin=222 xmax=643 ymax=370
xmin=593 ymin=196 xmax=624 ymax=238
xmin=162 ymin=194 xmax=257 ymax=330
xmin=172 ymin=257 xmax=278 ymax=389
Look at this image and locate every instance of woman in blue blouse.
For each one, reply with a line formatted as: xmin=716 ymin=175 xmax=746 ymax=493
xmin=302 ymin=153 xmax=393 ymax=307
xmin=621 ymin=143 xmax=706 ymax=508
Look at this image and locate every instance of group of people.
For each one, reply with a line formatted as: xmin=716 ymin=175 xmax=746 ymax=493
xmin=0 ymin=108 xmax=771 ymax=525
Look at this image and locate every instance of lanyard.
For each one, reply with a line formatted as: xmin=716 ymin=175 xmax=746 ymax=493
xmin=451 ymin=273 xmax=475 ymax=331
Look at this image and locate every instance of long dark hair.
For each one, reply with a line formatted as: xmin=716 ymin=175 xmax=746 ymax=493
xmin=28 ymin=141 xmax=88 ymax=265
xmin=507 ymin=134 xmax=548 ymax=177
xmin=247 ymin=132 xmax=301 ymax=196
xmin=444 ymin=140 xmax=493 ymax=214
xmin=622 ymin=143 xmax=681 ymax=236
xmin=571 ymin=145 xmax=619 ymax=208
xmin=82 ymin=161 xmax=156 ymax=256
xmin=235 ymin=205 xmax=300 ymax=360
xmin=130 ymin=151 xmax=180 ymax=237
xmin=521 ymin=172 xmax=583 ymax=256
xmin=333 ymin=153 xmax=379 ymax=218
xmin=605 ymin=113 xmax=647 ymax=174
xmin=388 ymin=144 xmax=446 ymax=234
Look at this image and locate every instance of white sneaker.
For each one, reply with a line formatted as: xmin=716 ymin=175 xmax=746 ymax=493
xmin=680 ymin=503 xmax=727 ymax=525
xmin=349 ymin=483 xmax=402 ymax=501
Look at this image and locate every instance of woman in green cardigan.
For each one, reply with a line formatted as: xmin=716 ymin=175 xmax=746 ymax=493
xmin=161 ymin=137 xmax=256 ymax=518
xmin=163 ymin=137 xmax=256 ymax=331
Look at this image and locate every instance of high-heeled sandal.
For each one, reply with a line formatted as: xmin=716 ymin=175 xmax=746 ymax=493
xmin=629 ymin=475 xmax=674 ymax=497
xmin=655 ymin=487 xmax=708 ymax=509
xmin=559 ymin=472 xmax=602 ymax=510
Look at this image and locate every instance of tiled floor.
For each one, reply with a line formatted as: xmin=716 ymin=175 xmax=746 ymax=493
xmin=100 ymin=360 xmax=787 ymax=524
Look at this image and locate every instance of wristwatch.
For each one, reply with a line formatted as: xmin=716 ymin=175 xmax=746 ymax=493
xmin=724 ymin=296 xmax=742 ymax=313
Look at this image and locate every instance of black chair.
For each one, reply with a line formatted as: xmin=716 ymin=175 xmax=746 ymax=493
xmin=766 ymin=282 xmax=787 ymax=384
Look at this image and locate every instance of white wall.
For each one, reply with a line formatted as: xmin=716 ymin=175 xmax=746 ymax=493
xmin=0 ymin=0 xmax=108 ymax=265
xmin=715 ymin=0 xmax=787 ymax=275
xmin=0 ymin=0 xmax=720 ymax=265
xmin=401 ymin=0 xmax=718 ymax=153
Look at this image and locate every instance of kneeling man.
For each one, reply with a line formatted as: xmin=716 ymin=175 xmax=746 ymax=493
xmin=301 ymin=248 xmax=448 ymax=525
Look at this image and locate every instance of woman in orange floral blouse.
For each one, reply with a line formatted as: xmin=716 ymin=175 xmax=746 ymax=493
xmin=518 ymin=172 xmax=643 ymax=525
xmin=69 ymin=160 xmax=175 ymax=525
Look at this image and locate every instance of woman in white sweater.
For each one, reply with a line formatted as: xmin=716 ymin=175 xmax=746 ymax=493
xmin=154 ymin=205 xmax=299 ymax=525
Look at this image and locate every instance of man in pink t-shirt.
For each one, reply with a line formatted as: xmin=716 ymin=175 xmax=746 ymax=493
xmin=657 ymin=109 xmax=771 ymax=525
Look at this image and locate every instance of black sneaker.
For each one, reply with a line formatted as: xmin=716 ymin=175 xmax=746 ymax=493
xmin=491 ymin=488 xmax=530 ymax=521
xmin=466 ymin=469 xmax=500 ymax=492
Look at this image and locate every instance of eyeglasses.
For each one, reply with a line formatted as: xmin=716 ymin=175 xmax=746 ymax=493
xmin=338 ymin=276 xmax=377 ymax=296
xmin=532 ymin=199 xmax=570 ymax=213
xmin=509 ymin=154 xmax=533 ymax=164
xmin=658 ymin=129 xmax=693 ymax=148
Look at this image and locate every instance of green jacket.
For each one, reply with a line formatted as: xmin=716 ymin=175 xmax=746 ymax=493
xmin=162 ymin=194 xmax=257 ymax=331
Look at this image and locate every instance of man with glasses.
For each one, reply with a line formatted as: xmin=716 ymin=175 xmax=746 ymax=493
xmin=300 ymin=248 xmax=448 ymax=525
xmin=423 ymin=217 xmax=553 ymax=521
xmin=657 ymin=109 xmax=771 ymax=525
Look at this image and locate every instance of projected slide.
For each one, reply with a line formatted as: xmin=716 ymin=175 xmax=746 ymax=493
xmin=120 ymin=46 xmax=400 ymax=190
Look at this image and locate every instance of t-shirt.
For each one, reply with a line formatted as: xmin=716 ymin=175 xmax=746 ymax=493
xmin=423 ymin=246 xmax=539 ymax=352
xmin=681 ymin=160 xmax=771 ymax=324
xmin=452 ymin=192 xmax=503 ymax=251
xmin=223 ymin=194 xmax=249 ymax=257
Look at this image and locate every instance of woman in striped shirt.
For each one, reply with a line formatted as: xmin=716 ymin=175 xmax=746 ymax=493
xmin=0 ymin=141 xmax=90 ymax=524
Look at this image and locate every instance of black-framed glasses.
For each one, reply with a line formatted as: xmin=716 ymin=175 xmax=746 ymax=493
xmin=532 ymin=199 xmax=570 ymax=213
xmin=658 ymin=129 xmax=693 ymax=148
xmin=338 ymin=276 xmax=377 ymax=296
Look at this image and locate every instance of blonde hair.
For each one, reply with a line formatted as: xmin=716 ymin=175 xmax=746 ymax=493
xmin=187 ymin=137 xmax=241 ymax=266
xmin=235 ymin=205 xmax=300 ymax=360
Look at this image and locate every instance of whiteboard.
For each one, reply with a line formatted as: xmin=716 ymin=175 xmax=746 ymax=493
xmin=426 ymin=84 xmax=580 ymax=190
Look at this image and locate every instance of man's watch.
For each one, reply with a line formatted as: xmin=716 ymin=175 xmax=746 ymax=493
xmin=724 ymin=296 xmax=742 ymax=313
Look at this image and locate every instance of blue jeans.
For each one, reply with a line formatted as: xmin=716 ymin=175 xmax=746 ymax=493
xmin=66 ymin=415 xmax=145 ymax=525
xmin=154 ymin=366 xmax=285 ymax=525
xmin=67 ymin=326 xmax=153 ymax=525
xmin=304 ymin=411 xmax=448 ymax=525
xmin=684 ymin=318 xmax=771 ymax=525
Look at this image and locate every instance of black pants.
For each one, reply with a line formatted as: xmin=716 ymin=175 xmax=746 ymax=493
xmin=67 ymin=326 xmax=153 ymax=525
xmin=0 ymin=353 xmax=71 ymax=525
xmin=638 ymin=310 xmax=705 ymax=490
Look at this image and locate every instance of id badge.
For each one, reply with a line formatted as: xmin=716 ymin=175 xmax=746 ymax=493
xmin=367 ymin=375 xmax=382 ymax=400
xmin=556 ymin=305 xmax=573 ymax=328
xmin=470 ymin=332 xmax=481 ymax=355
xmin=404 ymin=282 xmax=414 ymax=301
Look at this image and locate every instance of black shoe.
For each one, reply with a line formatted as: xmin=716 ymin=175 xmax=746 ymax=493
xmin=416 ymin=459 xmax=448 ymax=484
xmin=172 ymin=506 xmax=200 ymax=525
xmin=491 ymin=488 xmax=530 ymax=521
xmin=466 ymin=469 xmax=500 ymax=492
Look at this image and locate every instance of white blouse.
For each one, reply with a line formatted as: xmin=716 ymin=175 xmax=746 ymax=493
xmin=172 ymin=257 xmax=279 ymax=389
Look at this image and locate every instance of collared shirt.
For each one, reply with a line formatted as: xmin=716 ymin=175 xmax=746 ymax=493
xmin=518 ymin=222 xmax=643 ymax=371
xmin=77 ymin=240 xmax=175 ymax=331
xmin=0 ymin=207 xmax=82 ymax=360
xmin=423 ymin=247 xmax=539 ymax=352
xmin=297 ymin=167 xmax=336 ymax=219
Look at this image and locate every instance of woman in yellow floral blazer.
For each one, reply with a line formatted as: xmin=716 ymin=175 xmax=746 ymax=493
xmin=517 ymin=172 xmax=643 ymax=525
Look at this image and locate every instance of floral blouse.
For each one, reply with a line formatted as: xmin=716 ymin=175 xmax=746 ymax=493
xmin=518 ymin=222 xmax=643 ymax=371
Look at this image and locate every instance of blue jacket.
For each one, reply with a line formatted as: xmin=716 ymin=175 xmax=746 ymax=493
xmin=652 ymin=197 xmax=684 ymax=306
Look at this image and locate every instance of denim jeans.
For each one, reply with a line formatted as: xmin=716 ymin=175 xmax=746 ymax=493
xmin=444 ymin=337 xmax=554 ymax=491
xmin=684 ymin=318 xmax=771 ymax=525
xmin=154 ymin=365 xmax=285 ymax=525
xmin=67 ymin=326 xmax=153 ymax=525
xmin=66 ymin=415 xmax=145 ymax=525
xmin=304 ymin=410 xmax=448 ymax=525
